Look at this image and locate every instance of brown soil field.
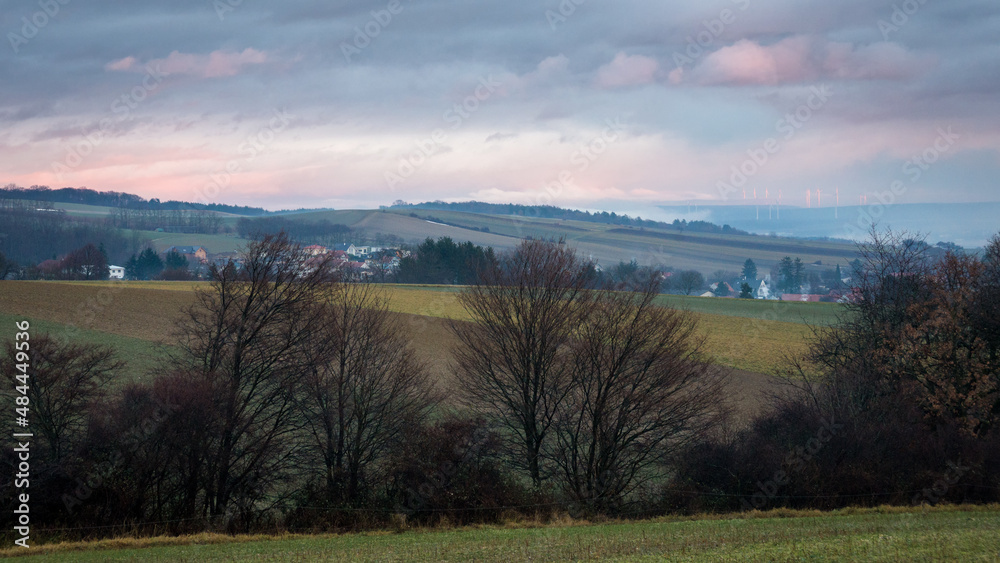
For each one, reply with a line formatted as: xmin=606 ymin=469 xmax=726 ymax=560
xmin=0 ymin=281 xmax=195 ymax=344
xmin=0 ymin=281 xmax=782 ymax=420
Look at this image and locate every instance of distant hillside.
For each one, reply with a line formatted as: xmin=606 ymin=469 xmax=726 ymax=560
xmin=284 ymin=208 xmax=860 ymax=273
xmin=1 ymin=185 xmax=270 ymax=216
xmin=658 ymin=203 xmax=1000 ymax=249
xmin=392 ymin=201 xmax=749 ymax=236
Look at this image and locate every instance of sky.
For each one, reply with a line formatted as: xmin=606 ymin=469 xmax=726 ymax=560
xmin=1 ymin=0 xmax=999 ymax=214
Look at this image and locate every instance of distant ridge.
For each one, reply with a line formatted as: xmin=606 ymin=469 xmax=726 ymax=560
xmin=1 ymin=185 xmax=271 ymax=216
xmin=658 ymin=202 xmax=1000 ymax=248
xmin=391 ymin=200 xmax=750 ymax=236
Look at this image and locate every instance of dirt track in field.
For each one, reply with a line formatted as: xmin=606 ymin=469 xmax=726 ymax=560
xmin=0 ymin=281 xmax=781 ymax=421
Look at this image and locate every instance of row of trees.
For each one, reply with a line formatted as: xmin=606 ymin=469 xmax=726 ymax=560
xmin=673 ymin=229 xmax=1000 ymax=511
xmin=235 ymin=217 xmax=352 ymax=245
xmin=107 ymin=207 xmax=223 ymax=234
xmin=122 ymin=248 xmax=191 ymax=280
xmin=1 ymin=235 xmax=725 ymax=534
xmin=393 ymin=201 xmax=749 ymax=234
xmin=0 ymin=200 xmax=144 ymax=266
xmin=1 ymin=184 xmax=270 ymax=215
xmin=395 ymin=237 xmax=497 ymax=285
xmin=4 ymin=229 xmax=998 ymax=538
xmin=2 ymin=234 xmax=437 ymax=532
xmin=455 ymin=241 xmax=724 ymax=508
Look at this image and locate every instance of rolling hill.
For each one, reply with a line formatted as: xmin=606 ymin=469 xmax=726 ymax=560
xmin=278 ymin=207 xmax=860 ymax=273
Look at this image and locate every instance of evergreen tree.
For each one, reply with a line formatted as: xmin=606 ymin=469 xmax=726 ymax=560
xmin=164 ymin=250 xmax=189 ymax=271
xmin=124 ymin=248 xmax=164 ymax=280
xmin=741 ymin=258 xmax=758 ymax=282
xmin=739 ymin=282 xmax=754 ymax=299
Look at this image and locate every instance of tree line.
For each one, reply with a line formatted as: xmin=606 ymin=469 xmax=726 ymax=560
xmin=2 ymin=229 xmax=998 ymax=539
xmin=392 ymin=200 xmax=749 ymax=235
xmin=107 ymin=207 xmax=224 ymax=234
xmin=1 ymin=184 xmax=270 ymax=216
xmin=235 ymin=217 xmax=352 ymax=245
xmin=0 ymin=200 xmax=145 ymax=267
xmin=671 ymin=228 xmax=1000 ymax=511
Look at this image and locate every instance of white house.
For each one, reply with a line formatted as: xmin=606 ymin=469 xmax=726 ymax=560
xmin=754 ymin=279 xmax=771 ymax=300
xmin=108 ymin=265 xmax=125 ymax=280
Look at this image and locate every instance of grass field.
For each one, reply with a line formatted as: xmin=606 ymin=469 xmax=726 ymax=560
xmin=0 ymin=282 xmax=830 ymax=375
xmin=136 ymin=231 xmax=247 ymax=254
xmin=379 ymin=285 xmax=829 ymax=374
xmin=0 ymin=311 xmax=170 ymax=381
xmin=4 ymin=505 xmax=998 ymax=561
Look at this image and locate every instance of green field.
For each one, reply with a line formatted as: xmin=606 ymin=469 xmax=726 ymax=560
xmin=0 ymin=312 xmax=170 ymax=381
xmin=137 ymin=231 xmax=246 ymax=254
xmin=0 ymin=282 xmax=833 ymax=375
xmin=6 ymin=506 xmax=998 ymax=561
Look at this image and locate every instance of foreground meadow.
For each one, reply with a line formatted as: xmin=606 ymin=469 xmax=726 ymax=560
xmin=3 ymin=506 xmax=998 ymax=561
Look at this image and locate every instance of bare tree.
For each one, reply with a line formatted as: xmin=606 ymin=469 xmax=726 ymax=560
xmin=453 ymin=239 xmax=594 ymax=488
xmin=0 ymin=250 xmax=16 ymax=280
xmin=554 ymin=275 xmax=725 ymax=511
xmin=61 ymin=243 xmax=109 ymax=280
xmin=1 ymin=334 xmax=123 ymax=462
xmin=676 ymin=270 xmax=705 ymax=295
xmin=172 ymin=231 xmax=336 ymax=525
xmin=297 ymin=280 xmax=436 ymax=505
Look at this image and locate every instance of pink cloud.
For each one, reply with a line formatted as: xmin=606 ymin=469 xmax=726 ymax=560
xmin=595 ymin=52 xmax=659 ymax=89
xmin=684 ymin=36 xmax=928 ymax=86
xmin=105 ymin=48 xmax=269 ymax=78
xmin=104 ymin=56 xmax=137 ymax=71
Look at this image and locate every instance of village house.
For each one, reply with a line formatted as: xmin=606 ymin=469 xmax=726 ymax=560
xmin=753 ymin=279 xmax=771 ymax=300
xmin=164 ymin=245 xmax=209 ymax=264
xmin=108 ymin=265 xmax=125 ymax=279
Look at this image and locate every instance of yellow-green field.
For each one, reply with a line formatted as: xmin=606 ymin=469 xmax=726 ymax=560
xmin=377 ymin=286 xmax=825 ymax=375
xmin=0 ymin=281 xmax=827 ymax=375
xmin=3 ymin=505 xmax=998 ymax=561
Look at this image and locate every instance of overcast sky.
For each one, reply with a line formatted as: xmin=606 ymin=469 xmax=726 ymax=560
xmin=2 ymin=0 xmax=998 ymax=212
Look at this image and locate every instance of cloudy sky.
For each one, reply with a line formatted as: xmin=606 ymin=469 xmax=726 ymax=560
xmin=2 ymin=0 xmax=998 ymax=213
